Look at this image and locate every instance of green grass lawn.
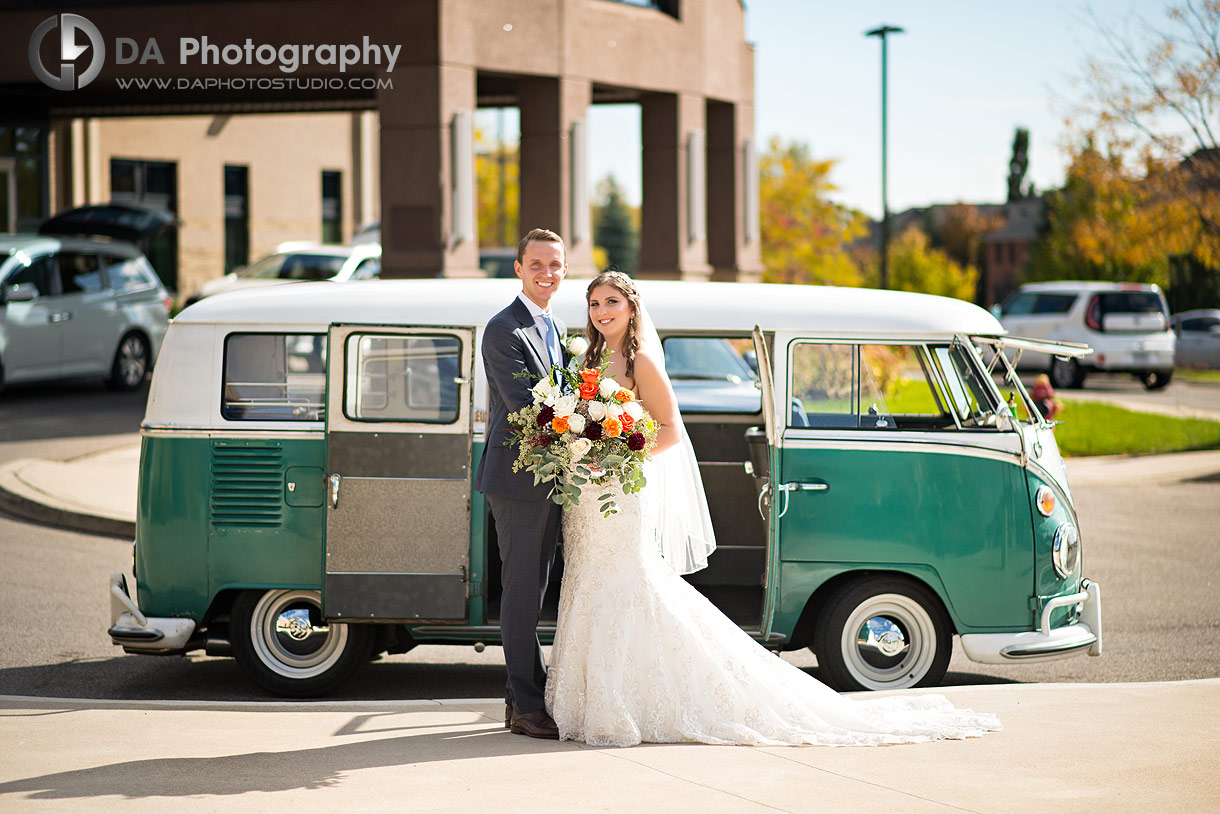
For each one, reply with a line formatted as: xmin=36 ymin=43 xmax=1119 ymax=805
xmin=1053 ymin=399 xmax=1220 ymax=457
xmin=1176 ymin=367 xmax=1220 ymax=384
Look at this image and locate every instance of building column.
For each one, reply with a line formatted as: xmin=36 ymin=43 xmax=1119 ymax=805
xmin=519 ymin=77 xmax=595 ymax=277
xmin=637 ymin=92 xmax=711 ymax=281
xmin=377 ymin=64 xmax=479 ymax=278
xmin=707 ymin=100 xmax=763 ymax=283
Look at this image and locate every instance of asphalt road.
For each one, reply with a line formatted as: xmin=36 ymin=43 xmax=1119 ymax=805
xmin=0 ymin=379 xmax=1217 ymax=701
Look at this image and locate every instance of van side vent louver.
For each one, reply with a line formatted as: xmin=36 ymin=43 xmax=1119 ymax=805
xmin=210 ymin=445 xmax=283 ymax=527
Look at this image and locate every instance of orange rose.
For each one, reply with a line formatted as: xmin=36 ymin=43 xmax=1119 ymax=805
xmin=619 ymin=413 xmax=635 ymax=433
xmin=614 ymin=389 xmax=634 ymax=403
xmin=552 ymin=415 xmax=570 ymax=434
xmin=602 ymin=416 xmax=622 ymax=437
xmin=580 ymin=369 xmax=600 ymax=385
xmin=578 ymin=382 xmax=598 ymax=400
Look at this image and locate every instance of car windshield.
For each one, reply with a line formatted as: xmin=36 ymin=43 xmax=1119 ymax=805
xmin=237 ymin=252 xmax=347 ymax=281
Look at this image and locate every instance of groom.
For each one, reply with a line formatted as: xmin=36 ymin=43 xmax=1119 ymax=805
xmin=475 ymin=227 xmax=568 ymax=739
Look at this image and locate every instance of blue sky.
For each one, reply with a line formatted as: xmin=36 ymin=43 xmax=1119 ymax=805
xmin=481 ymin=1 xmax=1165 ymax=219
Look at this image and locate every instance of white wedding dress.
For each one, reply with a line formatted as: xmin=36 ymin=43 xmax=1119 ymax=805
xmin=544 ymin=459 xmax=1002 ymax=748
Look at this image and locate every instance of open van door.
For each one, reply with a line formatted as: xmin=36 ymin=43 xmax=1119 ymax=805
xmin=324 ymin=324 xmax=475 ymax=621
xmin=752 ymin=325 xmax=781 ymax=641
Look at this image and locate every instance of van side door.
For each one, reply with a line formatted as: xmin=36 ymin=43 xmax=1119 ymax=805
xmin=324 ymin=324 xmax=475 ymax=622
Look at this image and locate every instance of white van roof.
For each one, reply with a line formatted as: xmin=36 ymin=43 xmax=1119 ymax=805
xmin=174 ymin=278 xmax=1003 ymax=337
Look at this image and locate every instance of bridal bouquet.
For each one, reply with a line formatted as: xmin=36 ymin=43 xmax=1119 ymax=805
xmin=506 ymin=336 xmax=658 ymax=516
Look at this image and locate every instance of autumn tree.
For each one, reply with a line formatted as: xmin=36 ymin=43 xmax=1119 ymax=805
xmin=860 ymin=227 xmax=979 ymax=301
xmin=759 ymin=137 xmax=867 ymax=286
xmin=476 ymin=126 xmax=519 ymax=247
xmin=593 ymin=175 xmax=638 ymax=274
xmin=1058 ymin=0 xmax=1220 ymax=302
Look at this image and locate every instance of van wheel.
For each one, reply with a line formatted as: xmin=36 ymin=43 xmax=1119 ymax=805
xmin=1049 ymin=357 xmax=1085 ymax=389
xmin=230 ymin=589 xmax=373 ymax=697
xmin=107 ymin=332 xmax=150 ymax=390
xmin=812 ymin=576 xmax=952 ymax=692
xmin=1141 ymin=369 xmax=1172 ymax=390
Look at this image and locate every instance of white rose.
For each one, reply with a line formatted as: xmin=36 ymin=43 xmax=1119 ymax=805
xmin=565 ymin=335 xmax=589 ymax=358
xmin=553 ymin=394 xmax=579 ymax=418
xmin=599 ymin=377 xmax=620 ymax=399
xmin=566 ymin=413 xmax=586 ymax=435
xmin=607 ymin=401 xmax=624 ymax=418
xmin=623 ymin=401 xmax=644 ymax=420
xmin=568 ymin=437 xmax=593 ymax=461
xmin=531 ymin=378 xmax=560 ymax=406
xmin=586 ymin=400 xmax=607 ymax=421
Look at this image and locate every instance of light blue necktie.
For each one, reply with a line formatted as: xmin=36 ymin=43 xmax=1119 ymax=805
xmin=541 ymin=312 xmax=559 ymax=367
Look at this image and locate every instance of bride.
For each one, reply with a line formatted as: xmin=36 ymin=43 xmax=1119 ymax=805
xmin=544 ymin=270 xmax=1002 ymax=747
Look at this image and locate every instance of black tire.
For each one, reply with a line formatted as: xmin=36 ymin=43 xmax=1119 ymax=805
xmin=1141 ymin=369 xmax=1173 ymax=390
xmin=1049 ymin=356 xmax=1085 ymax=389
xmin=812 ymin=576 xmax=953 ymax=692
xmin=230 ymin=589 xmax=374 ymax=697
xmin=107 ymin=332 xmax=150 ymax=390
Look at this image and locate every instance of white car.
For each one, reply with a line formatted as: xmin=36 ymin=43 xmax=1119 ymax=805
xmin=0 ymin=233 xmax=171 ymax=392
xmin=994 ymin=281 xmax=1176 ymax=389
xmin=1172 ymin=309 xmax=1220 ymax=368
xmin=186 ymin=243 xmax=381 ymax=304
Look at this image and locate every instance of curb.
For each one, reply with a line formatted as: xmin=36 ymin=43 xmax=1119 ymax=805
xmin=0 ymin=458 xmax=135 ymax=539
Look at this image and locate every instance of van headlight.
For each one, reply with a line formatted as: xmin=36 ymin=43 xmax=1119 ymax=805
xmin=1052 ymin=523 xmax=1080 ymax=577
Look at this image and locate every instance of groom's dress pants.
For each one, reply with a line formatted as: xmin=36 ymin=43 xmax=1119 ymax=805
xmin=487 ymin=492 xmax=562 ymax=714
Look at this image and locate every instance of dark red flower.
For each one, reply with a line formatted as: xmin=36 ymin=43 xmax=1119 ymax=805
xmin=536 ymin=406 xmax=555 ymax=426
xmin=626 ymin=432 xmax=646 ymax=451
xmin=584 ymin=422 xmax=603 ymax=441
xmin=530 ymin=435 xmax=550 ymax=448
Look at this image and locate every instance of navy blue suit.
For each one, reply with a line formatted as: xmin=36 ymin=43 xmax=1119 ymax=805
xmin=475 ymin=296 xmax=566 ymax=713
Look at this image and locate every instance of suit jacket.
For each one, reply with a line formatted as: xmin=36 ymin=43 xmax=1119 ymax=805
xmin=474 ymin=297 xmax=567 ymax=499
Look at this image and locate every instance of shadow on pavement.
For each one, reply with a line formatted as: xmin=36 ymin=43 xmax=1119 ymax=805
xmin=0 ymin=380 xmax=150 ymax=443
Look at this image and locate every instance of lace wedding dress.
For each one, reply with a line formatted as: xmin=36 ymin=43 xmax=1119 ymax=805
xmin=544 ymin=460 xmax=1002 ymax=748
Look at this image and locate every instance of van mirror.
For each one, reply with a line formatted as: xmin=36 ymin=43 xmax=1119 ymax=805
xmin=988 ymin=303 xmax=1003 ymax=318
xmin=2 ymin=283 xmax=38 ymax=304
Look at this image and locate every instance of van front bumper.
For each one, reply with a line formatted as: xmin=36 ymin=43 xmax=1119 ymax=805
xmin=959 ymin=579 xmax=1102 ymax=664
xmin=107 ymin=572 xmax=195 ymax=654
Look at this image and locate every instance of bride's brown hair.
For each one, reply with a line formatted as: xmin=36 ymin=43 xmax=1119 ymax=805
xmin=584 ymin=270 xmax=643 ymax=379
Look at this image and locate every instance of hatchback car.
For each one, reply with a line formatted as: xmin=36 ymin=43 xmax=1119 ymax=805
xmin=994 ymin=281 xmax=1175 ymax=389
xmin=0 ymin=233 xmax=171 ymax=391
xmin=186 ymin=243 xmax=382 ymax=304
xmin=1172 ymin=308 xmax=1220 ymax=368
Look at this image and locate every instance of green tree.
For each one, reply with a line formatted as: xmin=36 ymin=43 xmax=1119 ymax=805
xmin=861 ymin=227 xmax=979 ymax=300
xmin=759 ymin=137 xmax=867 ymax=285
xmin=593 ymin=175 xmax=638 ymax=274
xmin=1007 ymin=127 xmax=1032 ymax=202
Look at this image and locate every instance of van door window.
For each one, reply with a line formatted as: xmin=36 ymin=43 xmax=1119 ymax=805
xmin=661 ymin=336 xmax=760 ymax=414
xmin=222 ymin=333 xmax=326 ymax=421
xmin=933 ymin=345 xmax=1000 ymax=427
xmin=5 ymin=255 xmax=54 ymax=298
xmin=345 ymin=334 xmax=460 ymax=423
xmin=55 ymin=252 xmax=104 ymax=293
xmin=790 ymin=343 xmax=957 ymax=430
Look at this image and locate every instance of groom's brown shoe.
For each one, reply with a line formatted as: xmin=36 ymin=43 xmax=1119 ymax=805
xmin=509 ymin=708 xmax=560 ymax=739
xmin=505 ymin=705 xmax=513 ymax=728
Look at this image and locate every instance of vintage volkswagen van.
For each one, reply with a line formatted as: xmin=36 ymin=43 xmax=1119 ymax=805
xmin=108 ymin=279 xmax=1102 ymax=696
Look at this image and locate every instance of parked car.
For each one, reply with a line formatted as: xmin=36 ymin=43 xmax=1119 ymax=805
xmin=0 ymin=205 xmax=172 ymax=392
xmin=109 ymin=279 xmax=1099 ymax=697
xmin=1171 ymin=309 xmax=1220 ymax=368
xmin=185 ymin=243 xmax=382 ymax=305
xmin=351 ymin=221 xmax=519 ymax=278
xmin=993 ymin=281 xmax=1175 ymax=389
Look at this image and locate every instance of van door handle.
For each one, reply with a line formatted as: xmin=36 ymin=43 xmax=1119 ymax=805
xmin=329 ymin=474 xmax=341 ymax=509
xmin=780 ymin=482 xmax=829 ymax=492
xmin=49 ymin=311 xmax=72 ymax=322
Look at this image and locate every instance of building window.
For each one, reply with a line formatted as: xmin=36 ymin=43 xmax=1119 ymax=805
xmin=0 ymin=124 xmax=47 ymax=233
xmin=224 ymin=165 xmax=249 ymax=273
xmin=602 ymin=0 xmax=679 ymax=18
xmin=111 ymin=158 xmax=178 ymax=290
xmin=321 ymin=170 xmax=342 ymax=244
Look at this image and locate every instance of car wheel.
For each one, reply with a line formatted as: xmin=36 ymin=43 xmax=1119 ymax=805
xmin=230 ymin=589 xmax=373 ymax=697
xmin=1141 ymin=369 xmax=1173 ymax=390
xmin=107 ymin=332 xmax=150 ymax=390
xmin=1049 ymin=357 xmax=1085 ymax=389
xmin=812 ymin=576 xmax=952 ymax=692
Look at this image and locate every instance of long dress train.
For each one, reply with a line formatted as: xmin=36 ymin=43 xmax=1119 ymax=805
xmin=544 ymin=461 xmax=1002 ymax=747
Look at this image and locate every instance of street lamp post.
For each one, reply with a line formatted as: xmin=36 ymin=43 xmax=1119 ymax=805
xmin=865 ymin=24 xmax=903 ymax=290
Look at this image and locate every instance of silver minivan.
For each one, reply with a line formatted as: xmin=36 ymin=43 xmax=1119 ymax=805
xmin=0 ymin=205 xmax=171 ymax=392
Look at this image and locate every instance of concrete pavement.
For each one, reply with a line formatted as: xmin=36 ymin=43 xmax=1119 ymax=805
xmin=2 ymin=680 xmax=1218 ymax=813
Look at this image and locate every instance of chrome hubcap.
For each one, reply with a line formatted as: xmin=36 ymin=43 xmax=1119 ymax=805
xmin=119 ymin=337 xmax=146 ymax=385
